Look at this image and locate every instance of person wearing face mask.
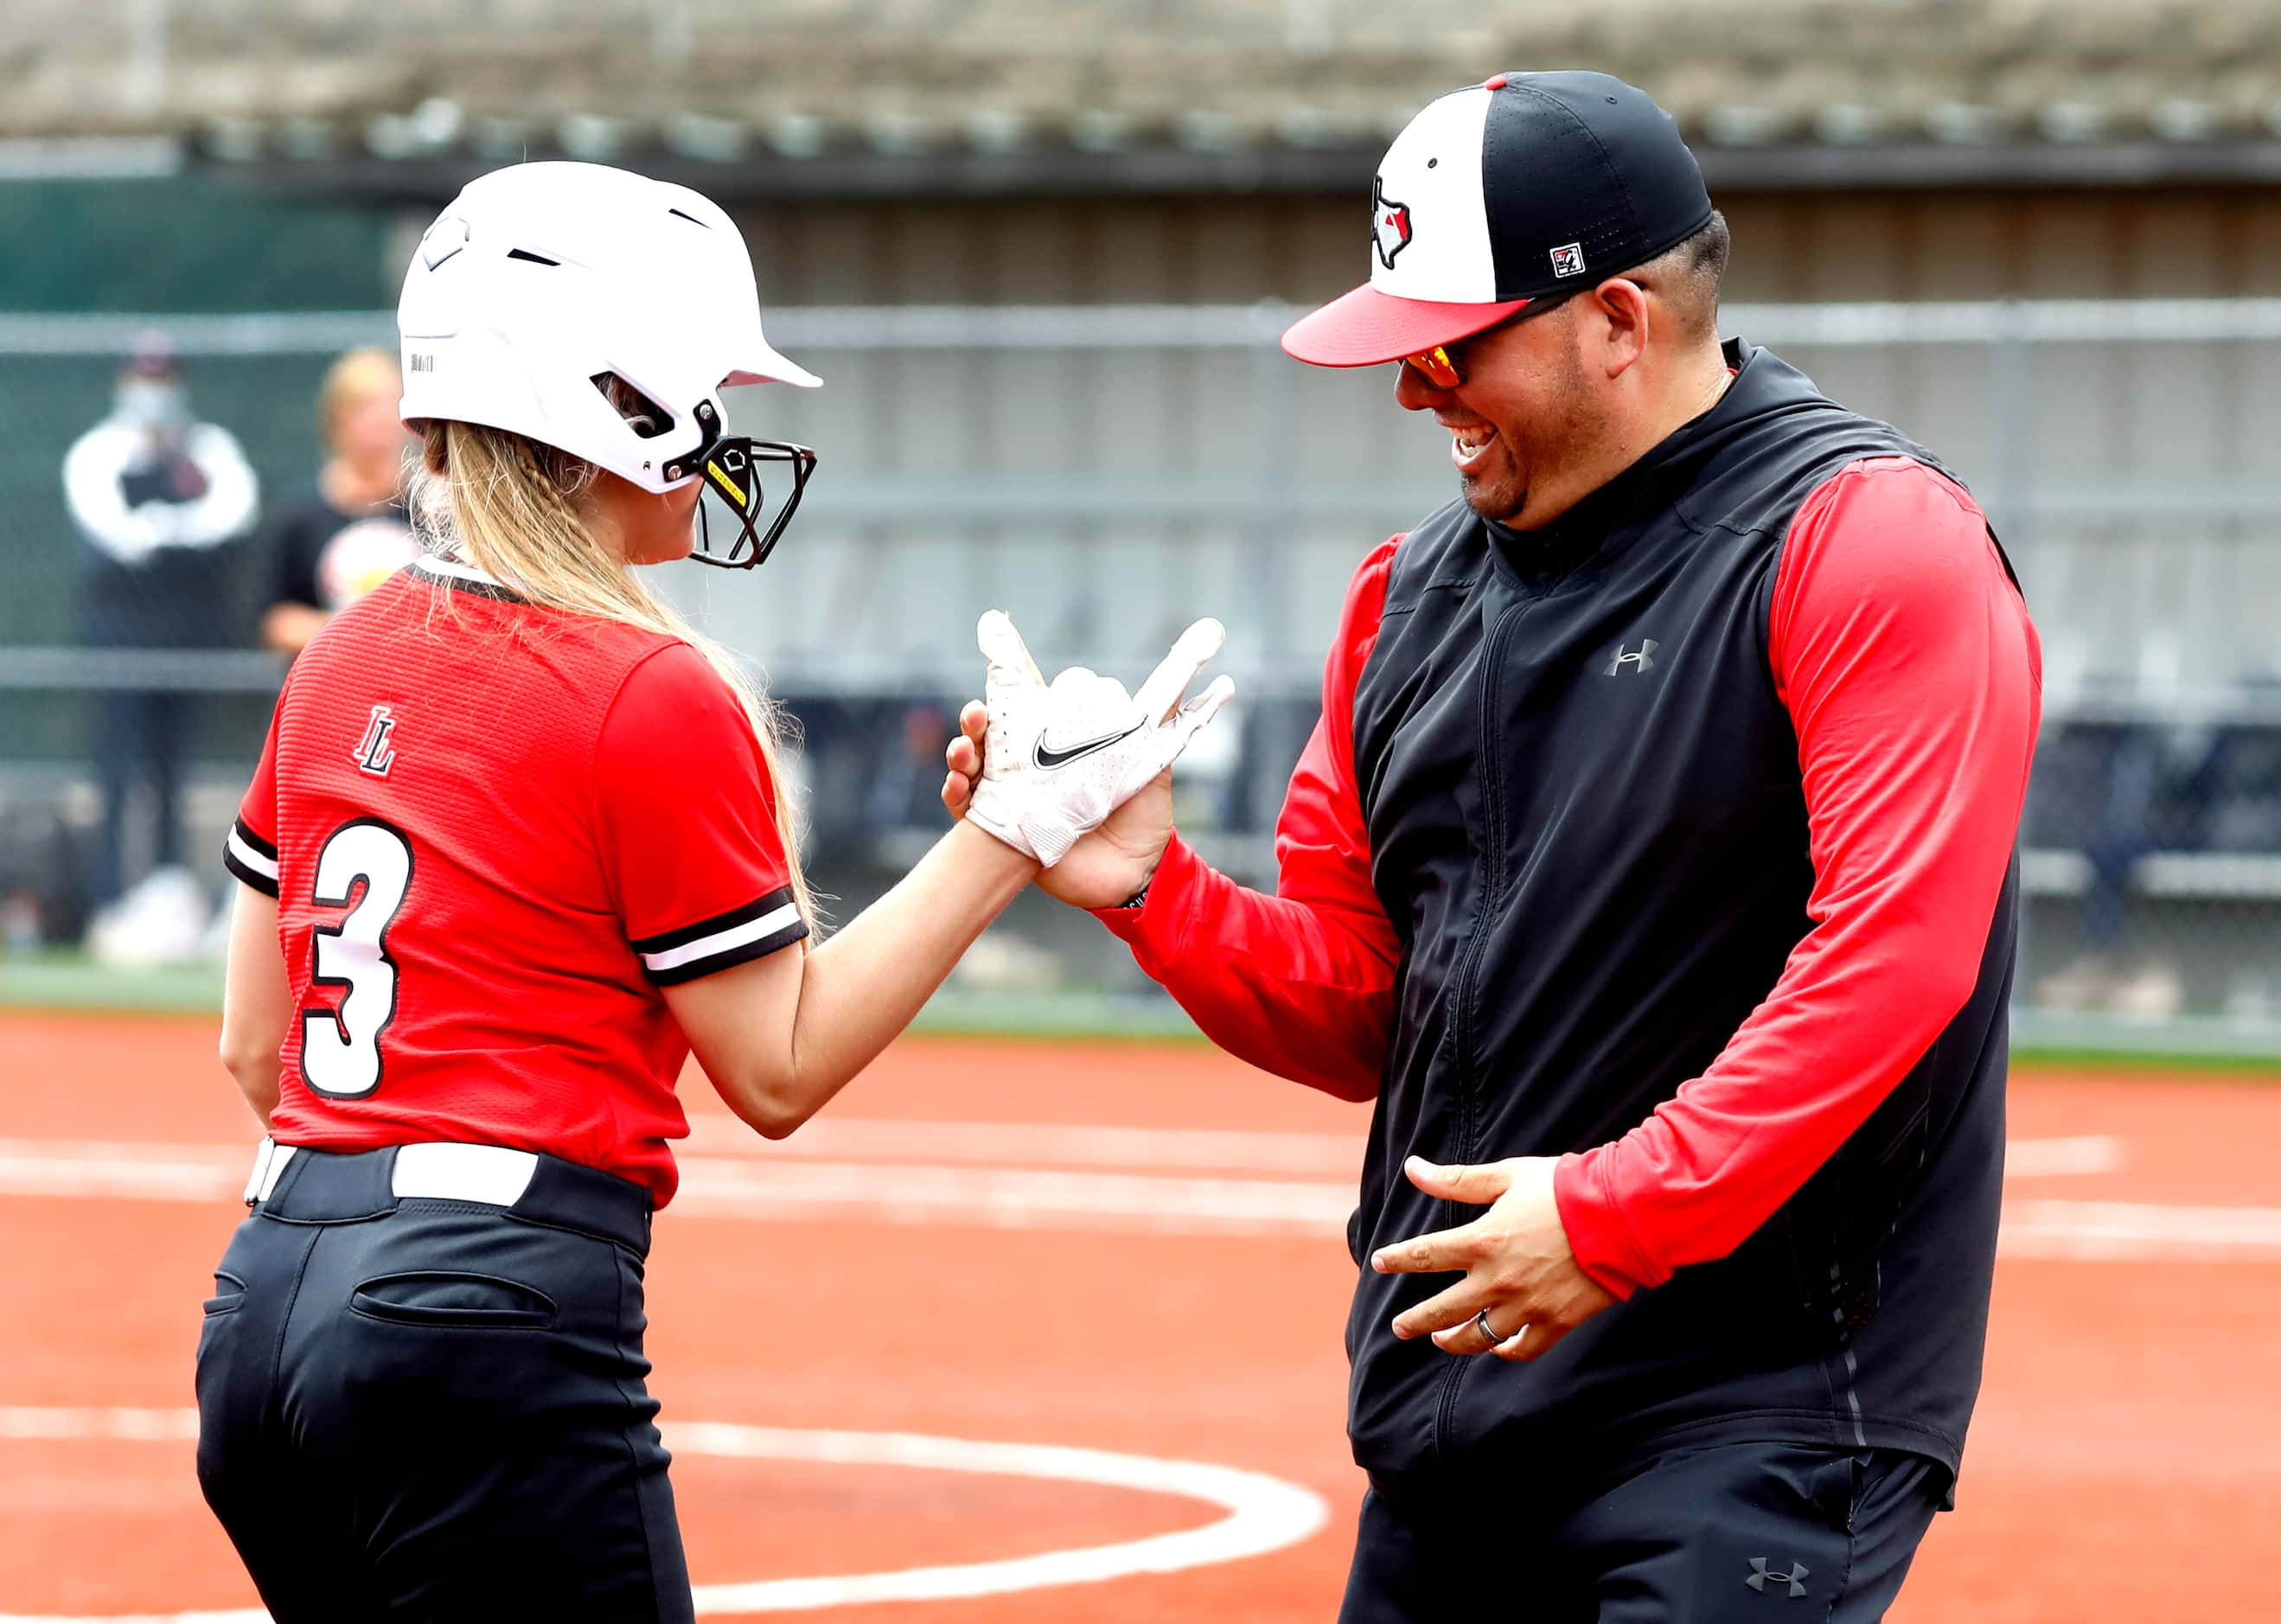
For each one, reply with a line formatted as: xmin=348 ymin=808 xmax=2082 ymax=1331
xmin=259 ymin=348 xmax=420 ymax=656
xmin=943 ymin=72 xmax=2043 ymax=1621
xmin=61 ymin=331 xmax=260 ymax=950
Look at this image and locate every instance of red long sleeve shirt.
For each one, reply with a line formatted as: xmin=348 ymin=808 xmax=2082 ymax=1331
xmin=1102 ymin=456 xmax=2040 ymax=1299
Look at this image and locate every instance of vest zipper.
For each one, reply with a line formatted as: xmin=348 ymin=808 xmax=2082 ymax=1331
xmin=1431 ymin=596 xmax=1525 ymax=1464
xmin=1449 ymin=598 xmax=1524 ymax=1163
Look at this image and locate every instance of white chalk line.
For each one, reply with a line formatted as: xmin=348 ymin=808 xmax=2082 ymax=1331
xmin=2000 ymin=1198 xmax=2281 ymax=1259
xmin=3 ymin=1133 xmax=2274 ymax=1257
xmin=2000 ymin=1134 xmax=2125 ymax=1179
xmin=3 ymin=1121 xmax=2118 ymax=1180
xmin=0 ymin=1406 xmax=1329 ymax=1622
xmin=0 ymin=1141 xmax=1352 ymax=1236
xmin=685 ymin=1116 xmax=1368 ymax=1174
xmin=676 ymin=1156 xmax=1353 ymax=1233
xmin=734 ymin=1122 xmax=2121 ymax=1181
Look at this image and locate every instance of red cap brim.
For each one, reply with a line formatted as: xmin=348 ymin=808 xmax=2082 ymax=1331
xmin=1281 ymin=284 xmax=1531 ymax=368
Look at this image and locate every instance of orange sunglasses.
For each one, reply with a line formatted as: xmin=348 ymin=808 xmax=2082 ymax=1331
xmin=1399 ymin=291 xmax=1579 ymax=387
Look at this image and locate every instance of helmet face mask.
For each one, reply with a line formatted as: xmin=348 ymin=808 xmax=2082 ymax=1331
xmin=691 ymin=437 xmax=818 ymax=571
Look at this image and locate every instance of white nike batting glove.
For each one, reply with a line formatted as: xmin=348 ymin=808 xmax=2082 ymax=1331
xmin=963 ymin=611 xmax=1236 ymax=866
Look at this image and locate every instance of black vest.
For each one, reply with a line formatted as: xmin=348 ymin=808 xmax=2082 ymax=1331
xmin=1345 ymin=340 xmax=2017 ymax=1487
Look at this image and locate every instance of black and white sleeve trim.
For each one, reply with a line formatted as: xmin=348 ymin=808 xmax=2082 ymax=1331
xmin=222 ymin=817 xmax=280 ymax=897
xmin=631 ymin=887 xmax=807 ymax=985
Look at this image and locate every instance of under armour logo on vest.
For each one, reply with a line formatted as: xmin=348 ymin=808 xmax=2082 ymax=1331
xmin=1746 ymin=1557 xmax=1809 ymax=1597
xmin=1606 ymin=638 xmax=1659 ymax=675
xmin=354 ymin=704 xmax=399 ymax=777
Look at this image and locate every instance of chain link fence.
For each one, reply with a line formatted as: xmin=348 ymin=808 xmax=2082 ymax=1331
xmin=3 ymin=299 xmax=2279 ymax=1050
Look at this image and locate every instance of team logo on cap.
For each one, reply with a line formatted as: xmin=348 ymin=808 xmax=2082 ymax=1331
xmin=1550 ymin=241 xmax=1587 ymax=278
xmin=1371 ymin=176 xmax=1414 ymax=270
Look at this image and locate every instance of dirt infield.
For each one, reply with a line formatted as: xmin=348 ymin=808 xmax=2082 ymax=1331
xmin=0 ymin=1012 xmax=2274 ymax=1619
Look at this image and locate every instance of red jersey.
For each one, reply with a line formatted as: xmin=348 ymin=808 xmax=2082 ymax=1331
xmin=223 ymin=554 xmax=806 ymax=1205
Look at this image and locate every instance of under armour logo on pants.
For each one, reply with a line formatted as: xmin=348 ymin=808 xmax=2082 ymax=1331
xmin=1746 ymin=1557 xmax=1809 ymax=1597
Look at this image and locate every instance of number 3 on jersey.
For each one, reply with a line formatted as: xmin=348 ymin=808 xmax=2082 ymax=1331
xmin=303 ymin=819 xmax=413 ymax=1098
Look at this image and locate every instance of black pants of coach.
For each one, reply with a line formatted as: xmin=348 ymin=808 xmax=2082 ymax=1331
xmin=195 ymin=1145 xmax=693 ymax=1621
xmin=1339 ymin=1439 xmax=1946 ymax=1622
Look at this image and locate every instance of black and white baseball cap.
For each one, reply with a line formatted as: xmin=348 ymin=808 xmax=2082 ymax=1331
xmin=1282 ymin=71 xmax=1715 ymax=368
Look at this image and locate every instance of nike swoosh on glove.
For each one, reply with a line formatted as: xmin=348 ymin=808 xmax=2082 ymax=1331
xmin=962 ymin=610 xmax=1236 ymax=866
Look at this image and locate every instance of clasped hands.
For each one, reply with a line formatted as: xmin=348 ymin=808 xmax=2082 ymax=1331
xmin=952 ymin=610 xmax=1232 ymax=885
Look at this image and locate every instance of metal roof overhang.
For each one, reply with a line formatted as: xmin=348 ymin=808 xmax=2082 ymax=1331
xmin=198 ymin=137 xmax=2281 ymax=206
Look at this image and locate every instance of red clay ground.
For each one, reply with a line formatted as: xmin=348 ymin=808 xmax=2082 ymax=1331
xmin=0 ymin=1012 xmax=2275 ymax=1619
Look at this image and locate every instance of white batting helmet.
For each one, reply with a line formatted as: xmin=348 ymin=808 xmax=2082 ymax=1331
xmin=396 ymin=162 xmax=819 ymax=499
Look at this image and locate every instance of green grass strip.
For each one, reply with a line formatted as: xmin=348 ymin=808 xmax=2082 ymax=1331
xmin=0 ymin=956 xmax=225 ymax=1015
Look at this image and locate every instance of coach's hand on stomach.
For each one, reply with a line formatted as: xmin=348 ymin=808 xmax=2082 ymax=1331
xmin=1370 ymin=1156 xmax=1618 ymax=1362
xmin=942 ymin=612 xmax=1229 ymax=907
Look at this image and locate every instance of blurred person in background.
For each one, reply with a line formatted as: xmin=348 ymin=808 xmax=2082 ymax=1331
xmin=862 ymin=697 xmax=957 ymax=831
xmin=61 ymin=329 xmax=259 ymax=962
xmin=2032 ymin=719 xmax=2185 ymax=1016
xmin=947 ymin=72 xmax=2040 ymax=1621
xmin=2038 ymin=710 xmax=2281 ymax=1019
xmin=259 ymin=347 xmax=419 ymax=655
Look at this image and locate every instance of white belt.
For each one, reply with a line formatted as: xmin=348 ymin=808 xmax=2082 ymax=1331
xmin=245 ymin=1137 xmax=540 ymax=1207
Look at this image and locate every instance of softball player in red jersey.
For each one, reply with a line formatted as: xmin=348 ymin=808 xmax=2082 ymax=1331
xmin=201 ymin=161 xmax=1230 ymax=1621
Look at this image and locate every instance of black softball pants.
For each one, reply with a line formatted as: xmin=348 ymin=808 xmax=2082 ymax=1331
xmin=195 ymin=1143 xmax=693 ymax=1622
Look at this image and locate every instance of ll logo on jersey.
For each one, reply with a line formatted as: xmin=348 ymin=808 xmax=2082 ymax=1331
xmin=355 ymin=705 xmax=400 ymax=777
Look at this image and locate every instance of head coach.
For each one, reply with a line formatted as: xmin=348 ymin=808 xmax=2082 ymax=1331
xmin=943 ymin=70 xmax=2041 ymax=1620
